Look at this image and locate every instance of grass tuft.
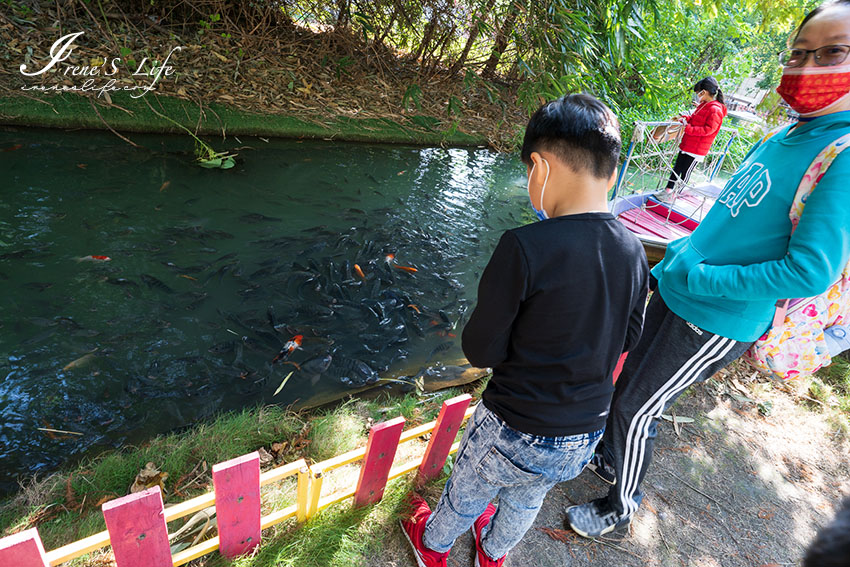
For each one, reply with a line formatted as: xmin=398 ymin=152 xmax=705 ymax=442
xmin=306 ymin=403 xmax=366 ymax=463
xmin=809 ymin=357 xmax=850 ymax=439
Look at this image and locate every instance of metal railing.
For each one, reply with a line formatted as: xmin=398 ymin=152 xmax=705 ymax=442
xmin=613 ymin=120 xmax=739 ymax=201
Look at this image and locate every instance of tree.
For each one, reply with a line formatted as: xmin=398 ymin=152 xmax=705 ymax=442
xmin=482 ymin=0 xmax=525 ymax=78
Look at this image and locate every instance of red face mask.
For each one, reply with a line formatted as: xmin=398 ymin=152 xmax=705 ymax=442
xmin=776 ymin=62 xmax=850 ymax=116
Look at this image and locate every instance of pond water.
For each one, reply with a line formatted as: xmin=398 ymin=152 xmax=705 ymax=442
xmin=0 ymin=127 xmax=530 ymax=490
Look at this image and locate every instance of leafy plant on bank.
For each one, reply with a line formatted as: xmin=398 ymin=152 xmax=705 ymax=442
xmin=140 ymin=99 xmax=237 ymax=169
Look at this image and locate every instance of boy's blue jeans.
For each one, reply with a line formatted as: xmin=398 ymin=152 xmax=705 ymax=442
xmin=423 ymin=404 xmax=602 ymax=559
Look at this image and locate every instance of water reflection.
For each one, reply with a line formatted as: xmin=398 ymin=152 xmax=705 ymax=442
xmin=0 ymin=128 xmax=526 ymax=489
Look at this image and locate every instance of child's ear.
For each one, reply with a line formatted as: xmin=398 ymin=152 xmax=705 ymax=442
xmin=529 ymin=152 xmax=546 ymax=182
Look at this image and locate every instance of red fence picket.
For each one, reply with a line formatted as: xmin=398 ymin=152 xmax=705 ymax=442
xmin=0 ymin=528 xmax=49 ymax=567
xmin=613 ymin=352 xmax=628 ymax=384
xmin=102 ymin=487 xmax=172 ymax=567
xmin=212 ymin=452 xmax=261 ymax=558
xmin=418 ymin=394 xmax=472 ymax=483
xmin=353 ymin=416 xmax=406 ymax=508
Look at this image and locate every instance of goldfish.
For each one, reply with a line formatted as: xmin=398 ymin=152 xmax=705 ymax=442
xmin=384 ymin=254 xmax=395 ymax=264
xmin=273 ymin=335 xmax=303 ymax=363
xmin=76 ymin=255 xmax=111 ymax=262
xmin=354 ymin=263 xmax=366 ymax=279
xmin=407 ymin=304 xmax=421 ymax=313
xmin=394 ymin=264 xmax=418 ymax=273
xmin=159 ymin=181 xmax=171 ymax=192
xmin=63 ymin=352 xmax=97 ymax=371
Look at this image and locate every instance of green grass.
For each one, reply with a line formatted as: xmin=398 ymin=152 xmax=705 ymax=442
xmin=813 ymin=356 xmax=850 ymax=413
xmin=358 ymin=388 xmax=466 ymax=425
xmin=0 ymin=93 xmax=485 ymax=146
xmin=212 ymin=478 xmax=413 ymax=567
xmin=204 ymin=467 xmax=451 ymax=567
xmin=306 ymin=403 xmax=367 ymax=463
xmin=0 ymin=381 xmax=484 ymax=566
xmin=805 ymin=356 xmax=850 ymax=439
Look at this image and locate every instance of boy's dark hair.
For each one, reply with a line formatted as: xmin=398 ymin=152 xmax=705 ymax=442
xmin=795 ymin=0 xmax=850 ymax=41
xmin=520 ymin=93 xmax=621 ymax=180
xmin=802 ymin=497 xmax=850 ymax=567
xmin=694 ymin=76 xmax=725 ymax=105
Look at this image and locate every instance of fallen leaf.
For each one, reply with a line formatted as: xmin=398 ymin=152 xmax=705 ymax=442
xmin=65 ymin=475 xmax=79 ymax=510
xmin=730 ymin=393 xmax=756 ymax=404
xmin=96 ymin=495 xmax=117 ymax=507
xmin=273 ymin=371 xmax=294 ymax=396
xmin=537 ymin=526 xmax=573 ymax=543
xmin=660 ymin=414 xmax=694 ymax=424
xmin=130 ymin=462 xmax=169 ymax=494
xmin=258 ymin=447 xmax=274 ymax=466
xmin=644 ymin=496 xmax=658 ymax=515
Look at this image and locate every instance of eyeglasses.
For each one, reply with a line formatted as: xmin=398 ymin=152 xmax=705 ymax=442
xmin=777 ymin=44 xmax=850 ymax=67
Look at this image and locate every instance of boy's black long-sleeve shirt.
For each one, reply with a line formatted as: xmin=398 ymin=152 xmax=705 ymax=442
xmin=463 ymin=212 xmax=649 ymax=437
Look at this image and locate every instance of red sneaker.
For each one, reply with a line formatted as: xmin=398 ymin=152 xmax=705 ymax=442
xmin=399 ymin=494 xmax=449 ymax=567
xmin=472 ymin=503 xmax=506 ymax=567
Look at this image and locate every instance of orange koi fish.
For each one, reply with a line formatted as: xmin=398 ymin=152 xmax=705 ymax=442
xmin=384 ymin=254 xmax=395 ymax=264
xmin=273 ymin=335 xmax=303 ymax=363
xmin=354 ymin=263 xmax=366 ymax=279
xmin=284 ymin=335 xmax=303 ymax=353
xmin=407 ymin=304 xmax=421 ymax=313
xmin=394 ymin=264 xmax=418 ymax=273
xmin=76 ymin=255 xmax=111 ymax=262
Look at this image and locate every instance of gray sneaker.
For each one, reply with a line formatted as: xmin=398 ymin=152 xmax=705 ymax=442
xmin=586 ymin=452 xmax=616 ymax=485
xmin=566 ymin=497 xmax=631 ymax=538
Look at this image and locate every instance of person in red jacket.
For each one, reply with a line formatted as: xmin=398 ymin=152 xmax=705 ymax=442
xmin=660 ymin=76 xmax=728 ymax=196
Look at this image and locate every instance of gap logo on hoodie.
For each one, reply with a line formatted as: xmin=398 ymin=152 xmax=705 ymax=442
xmin=717 ymin=161 xmax=772 ymax=217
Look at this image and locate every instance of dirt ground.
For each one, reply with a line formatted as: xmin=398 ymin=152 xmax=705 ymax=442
xmin=382 ymin=365 xmax=850 ymax=567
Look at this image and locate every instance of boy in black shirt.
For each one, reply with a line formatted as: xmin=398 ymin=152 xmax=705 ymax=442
xmin=400 ymin=93 xmax=649 ymax=567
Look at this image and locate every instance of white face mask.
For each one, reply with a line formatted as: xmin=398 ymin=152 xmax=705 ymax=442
xmin=527 ymin=158 xmax=551 ymax=221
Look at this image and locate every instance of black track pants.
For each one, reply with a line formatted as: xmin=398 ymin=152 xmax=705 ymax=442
xmin=598 ymin=292 xmax=753 ymax=517
xmin=665 ymin=151 xmax=699 ymax=190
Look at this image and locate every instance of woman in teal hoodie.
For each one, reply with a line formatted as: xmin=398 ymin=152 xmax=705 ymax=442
xmin=567 ymin=0 xmax=850 ymax=538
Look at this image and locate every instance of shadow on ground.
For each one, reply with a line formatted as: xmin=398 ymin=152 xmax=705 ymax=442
xmin=377 ymin=369 xmax=849 ymax=567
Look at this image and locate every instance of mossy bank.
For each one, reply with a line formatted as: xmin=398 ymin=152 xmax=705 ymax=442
xmin=0 ymin=93 xmax=489 ymax=147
